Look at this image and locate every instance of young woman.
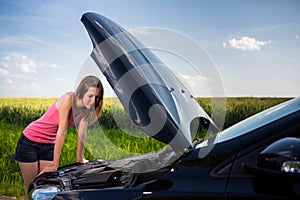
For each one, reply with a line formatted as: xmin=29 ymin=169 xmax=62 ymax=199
xmin=14 ymin=75 xmax=104 ymax=199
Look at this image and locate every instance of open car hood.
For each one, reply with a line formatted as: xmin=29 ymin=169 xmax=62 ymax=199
xmin=81 ymin=12 xmax=219 ymax=150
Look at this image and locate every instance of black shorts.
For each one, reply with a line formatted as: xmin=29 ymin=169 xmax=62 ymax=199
xmin=14 ymin=133 xmax=54 ymax=162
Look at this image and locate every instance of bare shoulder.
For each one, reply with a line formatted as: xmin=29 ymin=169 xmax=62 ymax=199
xmin=56 ymin=92 xmax=74 ymax=110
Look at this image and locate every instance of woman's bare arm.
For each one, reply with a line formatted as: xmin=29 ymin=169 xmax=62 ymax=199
xmin=76 ymin=119 xmax=88 ymax=163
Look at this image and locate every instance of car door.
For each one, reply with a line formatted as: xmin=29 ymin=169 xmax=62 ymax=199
xmin=225 ymin=110 xmax=300 ymax=200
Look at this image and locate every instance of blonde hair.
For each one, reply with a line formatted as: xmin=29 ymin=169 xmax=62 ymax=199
xmin=75 ymin=75 xmax=104 ymax=125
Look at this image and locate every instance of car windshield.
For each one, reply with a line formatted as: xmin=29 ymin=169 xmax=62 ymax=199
xmin=215 ymin=97 xmax=300 ymax=144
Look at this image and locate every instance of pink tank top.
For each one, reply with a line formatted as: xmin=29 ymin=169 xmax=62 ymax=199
xmin=23 ymin=101 xmax=80 ymax=144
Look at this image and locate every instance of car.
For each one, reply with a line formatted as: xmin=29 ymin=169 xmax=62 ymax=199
xmin=29 ymin=12 xmax=300 ymax=200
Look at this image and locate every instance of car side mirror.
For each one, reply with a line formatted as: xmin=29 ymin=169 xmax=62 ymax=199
xmin=257 ymin=137 xmax=300 ymax=174
xmin=244 ymin=137 xmax=300 ymax=197
xmin=244 ymin=137 xmax=300 ymax=178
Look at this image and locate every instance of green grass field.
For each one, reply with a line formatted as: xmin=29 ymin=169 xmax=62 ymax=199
xmin=0 ymin=97 xmax=291 ymax=198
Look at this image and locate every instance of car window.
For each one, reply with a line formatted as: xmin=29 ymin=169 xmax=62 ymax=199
xmin=215 ymin=97 xmax=300 ymax=144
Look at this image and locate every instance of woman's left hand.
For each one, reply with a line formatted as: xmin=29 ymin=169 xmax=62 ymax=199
xmin=77 ymin=157 xmax=89 ymax=164
xmin=38 ymin=165 xmax=58 ymax=176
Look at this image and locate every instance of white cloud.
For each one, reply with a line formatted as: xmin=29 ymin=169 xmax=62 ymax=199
xmin=4 ymin=56 xmax=11 ymax=60
xmin=6 ymin=78 xmax=14 ymax=84
xmin=130 ymin=29 xmax=152 ymax=36
xmin=30 ymin=82 xmax=42 ymax=90
xmin=49 ymin=64 xmax=59 ymax=68
xmin=2 ymin=62 xmax=9 ymax=68
xmin=0 ymin=34 xmax=42 ymax=46
xmin=174 ymin=72 xmax=211 ymax=97
xmin=7 ymin=82 xmax=42 ymax=91
xmin=225 ymin=36 xmax=270 ymax=51
xmin=52 ymin=77 xmax=71 ymax=82
xmin=296 ymin=35 xmax=299 ymax=40
xmin=16 ymin=60 xmax=38 ymax=73
xmin=4 ymin=52 xmax=41 ymax=73
xmin=0 ymin=68 xmax=10 ymax=76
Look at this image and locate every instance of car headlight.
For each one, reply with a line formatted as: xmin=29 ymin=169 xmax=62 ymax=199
xmin=31 ymin=185 xmax=60 ymax=200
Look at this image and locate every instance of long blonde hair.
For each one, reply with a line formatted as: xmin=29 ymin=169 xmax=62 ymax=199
xmin=75 ymin=75 xmax=104 ymax=125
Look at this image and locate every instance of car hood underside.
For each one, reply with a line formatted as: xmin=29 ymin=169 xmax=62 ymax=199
xmin=80 ymin=12 xmax=218 ymax=151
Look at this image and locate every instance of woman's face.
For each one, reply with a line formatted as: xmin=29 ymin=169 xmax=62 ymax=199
xmin=81 ymin=86 xmax=101 ymax=109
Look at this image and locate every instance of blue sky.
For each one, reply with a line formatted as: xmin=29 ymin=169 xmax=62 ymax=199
xmin=0 ymin=0 xmax=299 ymax=97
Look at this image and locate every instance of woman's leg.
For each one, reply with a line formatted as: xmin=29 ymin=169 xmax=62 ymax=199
xmin=18 ymin=161 xmax=39 ymax=199
xmin=39 ymin=160 xmax=54 ymax=172
xmin=38 ymin=143 xmax=55 ymax=174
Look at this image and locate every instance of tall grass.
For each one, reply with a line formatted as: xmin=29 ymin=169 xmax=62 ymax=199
xmin=0 ymin=97 xmax=291 ymax=198
xmin=0 ymin=122 xmax=24 ymax=198
xmin=197 ymin=97 xmax=290 ymax=128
